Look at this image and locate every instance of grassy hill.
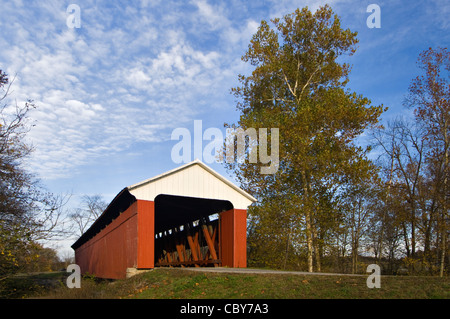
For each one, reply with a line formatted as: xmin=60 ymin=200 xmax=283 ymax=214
xmin=3 ymin=268 xmax=448 ymax=299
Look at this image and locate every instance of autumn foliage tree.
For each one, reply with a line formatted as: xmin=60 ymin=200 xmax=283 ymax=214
xmin=405 ymin=47 xmax=449 ymax=276
xmin=0 ymin=69 xmax=67 ymax=278
xmin=225 ymin=6 xmax=385 ymax=272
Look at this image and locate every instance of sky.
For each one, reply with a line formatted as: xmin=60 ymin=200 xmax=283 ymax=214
xmin=0 ymin=0 xmax=449 ymax=256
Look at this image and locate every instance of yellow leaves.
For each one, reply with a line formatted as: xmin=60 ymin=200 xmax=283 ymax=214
xmin=122 ymin=284 xmax=150 ymax=298
xmin=0 ymin=249 xmax=13 ymax=258
xmin=136 ymin=286 xmax=148 ymax=294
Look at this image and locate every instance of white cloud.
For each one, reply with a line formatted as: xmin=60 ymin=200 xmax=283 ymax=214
xmin=2 ymin=0 xmax=364 ymax=180
xmin=126 ymin=68 xmax=152 ymax=90
xmin=192 ymin=0 xmax=229 ymax=30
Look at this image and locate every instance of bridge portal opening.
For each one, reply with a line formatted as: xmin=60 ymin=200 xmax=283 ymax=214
xmin=154 ymin=194 xmax=233 ymax=267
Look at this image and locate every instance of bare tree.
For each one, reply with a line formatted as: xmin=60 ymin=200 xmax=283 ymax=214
xmin=69 ymin=194 xmax=107 ymax=236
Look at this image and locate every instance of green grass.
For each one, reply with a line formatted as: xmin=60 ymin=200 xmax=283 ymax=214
xmin=0 ymin=272 xmax=68 ymax=299
xmin=12 ymin=268 xmax=448 ymax=299
xmin=2 ymin=268 xmax=449 ymax=299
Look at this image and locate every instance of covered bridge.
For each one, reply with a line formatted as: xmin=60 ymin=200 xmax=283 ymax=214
xmin=71 ymin=160 xmax=256 ymax=279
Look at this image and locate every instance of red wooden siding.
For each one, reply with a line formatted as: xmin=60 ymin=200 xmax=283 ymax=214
xmin=74 ymin=201 xmax=248 ymax=279
xmin=220 ymin=209 xmax=247 ymax=268
xmin=137 ymin=200 xmax=155 ymax=269
xmin=75 ymin=202 xmax=139 ymax=279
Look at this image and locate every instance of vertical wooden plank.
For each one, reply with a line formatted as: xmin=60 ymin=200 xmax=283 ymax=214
xmin=220 ymin=209 xmax=247 ymax=268
xmin=218 ymin=216 xmax=221 ymax=266
xmin=233 ymin=209 xmax=247 ymax=268
xmin=220 ymin=209 xmax=234 ymax=267
xmin=137 ymin=200 xmax=155 ymax=269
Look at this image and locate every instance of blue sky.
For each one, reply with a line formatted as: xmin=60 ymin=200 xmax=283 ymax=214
xmin=1 ymin=0 xmax=449 ymax=255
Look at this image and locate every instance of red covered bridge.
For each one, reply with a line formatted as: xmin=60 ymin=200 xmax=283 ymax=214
xmin=71 ymin=160 xmax=256 ymax=279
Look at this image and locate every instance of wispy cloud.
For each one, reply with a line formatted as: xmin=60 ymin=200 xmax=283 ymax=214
xmin=0 ymin=0 xmax=258 ymax=179
xmin=0 ymin=0 xmax=447 ymax=182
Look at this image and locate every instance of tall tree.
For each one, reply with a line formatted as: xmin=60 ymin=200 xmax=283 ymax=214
xmin=405 ymin=47 xmax=449 ymax=277
xmin=373 ymin=118 xmax=428 ymax=259
xmin=371 ymin=48 xmax=449 ymax=275
xmin=0 ymin=70 xmax=67 ymax=278
xmin=341 ymin=174 xmax=381 ymax=274
xmin=225 ymin=6 xmax=385 ymax=272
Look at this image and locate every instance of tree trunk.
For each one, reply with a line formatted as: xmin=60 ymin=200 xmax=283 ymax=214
xmin=352 ymin=241 xmax=358 ymax=274
xmin=402 ymin=222 xmax=411 ymax=258
xmin=283 ymin=232 xmax=290 ymax=270
xmin=378 ymin=146 xmax=395 ymax=263
xmin=305 ymin=210 xmax=314 ymax=272
xmin=313 ymin=226 xmax=321 ymax=272
xmin=351 ymin=223 xmax=360 ymax=274
xmin=440 ymin=228 xmax=446 ymax=277
xmin=440 ymin=123 xmax=448 ymax=277
xmin=302 ymin=168 xmax=314 ymax=272
xmin=411 ymin=213 xmax=416 ymax=258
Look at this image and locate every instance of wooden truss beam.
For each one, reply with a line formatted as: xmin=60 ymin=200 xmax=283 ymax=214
xmin=155 ymin=217 xmax=221 ymax=267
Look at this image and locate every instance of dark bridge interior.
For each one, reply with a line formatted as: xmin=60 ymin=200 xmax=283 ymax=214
xmin=154 ymin=194 xmax=233 ymax=234
xmin=154 ymin=194 xmax=233 ymax=267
